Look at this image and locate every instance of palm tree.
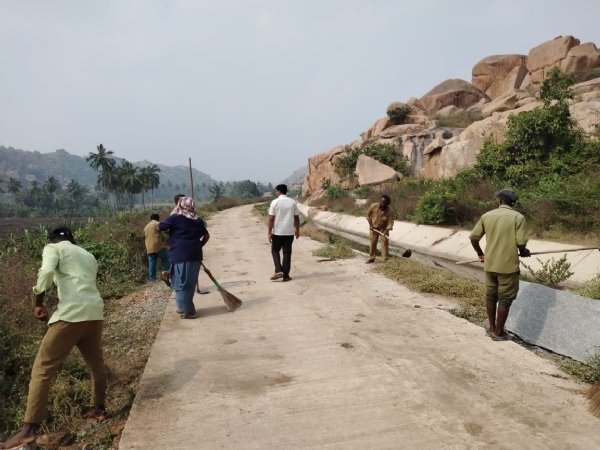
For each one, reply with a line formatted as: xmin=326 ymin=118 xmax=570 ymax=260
xmin=44 ymin=176 xmax=62 ymax=213
xmin=141 ymin=164 xmax=161 ymax=207
xmin=64 ymin=180 xmax=89 ymax=214
xmin=209 ymin=184 xmax=224 ymax=203
xmin=30 ymin=180 xmax=40 ymax=190
xmin=43 ymin=176 xmax=61 ymax=195
xmin=118 ymin=160 xmax=142 ymax=209
xmin=0 ymin=178 xmax=4 ymax=194
xmin=86 ymin=144 xmax=116 ymax=173
xmin=7 ymin=177 xmax=22 ymax=196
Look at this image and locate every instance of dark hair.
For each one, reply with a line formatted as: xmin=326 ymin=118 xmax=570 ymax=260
xmin=381 ymin=194 xmax=391 ymax=203
xmin=150 ymin=213 xmax=160 ymax=221
xmin=49 ymin=225 xmax=75 ymax=244
xmin=174 ymin=194 xmax=185 ymax=205
xmin=276 ymin=184 xmax=288 ymax=195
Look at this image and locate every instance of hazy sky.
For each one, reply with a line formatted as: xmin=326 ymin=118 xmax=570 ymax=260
xmin=1 ymin=1 xmax=599 ymax=183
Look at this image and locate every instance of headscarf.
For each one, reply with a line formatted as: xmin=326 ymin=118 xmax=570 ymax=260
xmin=172 ymin=196 xmax=198 ymax=220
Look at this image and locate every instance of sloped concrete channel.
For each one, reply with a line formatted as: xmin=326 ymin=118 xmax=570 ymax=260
xmin=298 ymin=203 xmax=600 ymax=362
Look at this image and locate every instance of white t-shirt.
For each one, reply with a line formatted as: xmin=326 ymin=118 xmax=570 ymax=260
xmin=269 ymin=195 xmax=300 ymax=236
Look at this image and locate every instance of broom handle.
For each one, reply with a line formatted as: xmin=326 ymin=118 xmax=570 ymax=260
xmin=372 ymin=228 xmax=389 ymax=240
xmin=201 ymin=263 xmax=223 ymax=290
xmin=456 ymin=246 xmax=599 ymax=265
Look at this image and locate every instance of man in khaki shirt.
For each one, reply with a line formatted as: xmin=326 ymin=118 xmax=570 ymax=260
xmin=365 ymin=195 xmax=394 ymax=263
xmin=470 ymin=189 xmax=530 ymax=341
xmin=144 ymin=213 xmax=170 ymax=282
xmin=1 ymin=226 xmax=107 ymax=450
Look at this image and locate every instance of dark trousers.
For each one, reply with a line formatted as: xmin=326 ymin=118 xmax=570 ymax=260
xmin=271 ymin=235 xmax=294 ymax=277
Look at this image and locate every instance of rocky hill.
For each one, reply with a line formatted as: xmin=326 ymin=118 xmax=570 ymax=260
xmin=302 ymin=35 xmax=600 ymax=202
xmin=0 ymin=146 xmax=217 ymax=188
xmin=281 ymin=166 xmax=308 ymax=189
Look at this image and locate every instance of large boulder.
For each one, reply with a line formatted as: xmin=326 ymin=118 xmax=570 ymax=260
xmin=400 ymin=128 xmax=462 ymax=176
xmin=301 ymin=145 xmax=357 ymax=196
xmin=355 ymin=154 xmax=400 ymax=186
xmin=419 ymin=79 xmax=490 ymax=115
xmin=459 ymin=101 xmax=542 ymax=143
xmin=527 ymin=35 xmax=580 ymax=81
xmin=573 ymin=77 xmax=600 ymax=95
xmin=560 ymin=43 xmax=600 ymax=76
xmin=378 ymin=124 xmax=425 ymax=139
xmin=434 ymin=105 xmax=468 ymax=120
xmin=569 ymin=101 xmax=600 ymax=134
xmin=472 ymin=54 xmax=528 ymax=97
xmin=486 ymin=65 xmax=529 ymax=99
xmin=482 ymin=92 xmax=519 ymax=118
xmin=364 ymin=117 xmax=393 ymax=140
xmin=425 ymin=137 xmax=485 ymax=179
xmin=406 ymin=97 xmax=427 ymax=114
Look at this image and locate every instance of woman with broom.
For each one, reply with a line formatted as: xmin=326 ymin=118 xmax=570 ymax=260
xmin=158 ymin=196 xmax=210 ymax=319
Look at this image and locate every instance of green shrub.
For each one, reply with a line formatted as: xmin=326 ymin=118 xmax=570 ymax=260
xmin=575 ymin=274 xmax=600 ymax=300
xmin=335 ymin=142 xmax=410 ymax=181
xmin=387 ymin=105 xmax=412 ymax=123
xmin=414 ymin=184 xmax=456 ymax=225
xmin=520 ymin=255 xmax=574 ymax=287
xmin=353 ymin=185 xmax=372 ymax=199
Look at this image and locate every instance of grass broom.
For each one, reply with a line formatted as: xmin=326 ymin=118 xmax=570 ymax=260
xmin=201 ymin=263 xmax=243 ymax=312
xmin=588 ymin=383 xmax=600 ymax=418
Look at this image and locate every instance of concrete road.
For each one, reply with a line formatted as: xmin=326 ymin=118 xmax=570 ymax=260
xmin=119 ymin=205 xmax=599 ymax=450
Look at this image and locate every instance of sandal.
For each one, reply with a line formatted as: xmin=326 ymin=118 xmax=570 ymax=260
xmin=485 ymin=329 xmax=491 ymax=337
xmin=492 ymin=334 xmax=512 ymax=341
xmin=160 ymin=271 xmax=171 ymax=288
xmin=180 ymin=312 xmax=199 ymax=319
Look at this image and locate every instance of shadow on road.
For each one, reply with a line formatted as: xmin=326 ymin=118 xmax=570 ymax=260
xmin=200 ymin=296 xmax=272 ymax=317
xmin=136 ymin=358 xmax=201 ymax=401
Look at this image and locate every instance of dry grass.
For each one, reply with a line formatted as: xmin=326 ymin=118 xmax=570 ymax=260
xmin=312 ymin=238 xmax=355 ymax=260
xmin=375 ymin=257 xmax=487 ymax=324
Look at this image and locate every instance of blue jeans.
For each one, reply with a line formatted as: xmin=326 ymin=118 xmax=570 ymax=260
xmin=148 ymin=248 xmax=171 ymax=281
xmin=171 ymin=261 xmax=201 ymax=314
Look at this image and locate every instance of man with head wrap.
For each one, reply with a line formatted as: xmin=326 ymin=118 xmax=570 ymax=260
xmin=470 ymin=189 xmax=531 ymax=341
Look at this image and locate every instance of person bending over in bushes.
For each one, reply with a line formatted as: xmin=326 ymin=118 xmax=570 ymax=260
xmin=1 ymin=226 xmax=108 ymax=450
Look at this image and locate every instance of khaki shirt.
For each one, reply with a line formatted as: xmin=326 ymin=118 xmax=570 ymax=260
xmin=32 ymin=241 xmax=104 ymax=324
xmin=470 ymin=205 xmax=529 ymax=274
xmin=144 ymin=220 xmax=166 ymax=254
xmin=367 ymin=203 xmax=394 ymax=230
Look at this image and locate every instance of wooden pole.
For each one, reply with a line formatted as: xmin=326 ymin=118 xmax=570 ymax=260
xmin=189 ymin=157 xmax=195 ymax=200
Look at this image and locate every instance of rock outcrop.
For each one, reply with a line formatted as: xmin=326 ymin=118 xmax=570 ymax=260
xmin=528 ymin=36 xmax=600 ymax=82
xmin=419 ymin=79 xmax=490 ymax=115
xmin=472 ymin=54 xmax=528 ymax=99
xmin=355 ymin=155 xmax=400 ymax=186
xmin=302 ymin=145 xmax=357 ymax=197
xmin=302 ymin=36 xmax=600 ymax=192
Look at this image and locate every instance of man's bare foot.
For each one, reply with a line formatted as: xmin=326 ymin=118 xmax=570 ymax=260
xmin=84 ymin=405 xmax=108 ymax=421
xmin=0 ymin=423 xmax=37 ymax=449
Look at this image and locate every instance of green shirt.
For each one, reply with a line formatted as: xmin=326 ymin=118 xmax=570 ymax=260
xmin=32 ymin=241 xmax=104 ymax=324
xmin=469 ymin=205 xmax=529 ymax=274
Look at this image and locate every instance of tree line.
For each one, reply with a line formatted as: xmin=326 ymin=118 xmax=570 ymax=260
xmin=0 ymin=143 xmax=274 ymax=218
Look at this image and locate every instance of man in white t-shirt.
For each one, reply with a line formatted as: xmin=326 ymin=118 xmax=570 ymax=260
xmin=268 ymin=184 xmax=300 ymax=281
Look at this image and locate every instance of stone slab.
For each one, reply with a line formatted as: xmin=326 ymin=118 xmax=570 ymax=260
xmin=506 ymin=281 xmax=600 ymax=362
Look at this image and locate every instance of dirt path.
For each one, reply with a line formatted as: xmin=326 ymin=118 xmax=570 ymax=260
xmin=119 ymin=205 xmax=598 ymax=450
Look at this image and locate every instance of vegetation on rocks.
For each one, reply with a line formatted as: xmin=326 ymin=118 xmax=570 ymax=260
xmin=387 ymin=104 xmax=412 ymax=123
xmin=335 ymin=141 xmax=411 ymax=181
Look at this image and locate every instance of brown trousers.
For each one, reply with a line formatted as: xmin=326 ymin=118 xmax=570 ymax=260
xmin=369 ymin=229 xmax=389 ymax=261
xmin=25 ymin=320 xmax=107 ymax=424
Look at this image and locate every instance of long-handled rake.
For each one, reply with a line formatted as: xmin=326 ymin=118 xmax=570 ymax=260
xmin=201 ymin=263 xmax=243 ymax=312
xmin=455 ymin=246 xmax=600 ymax=265
xmin=372 ymin=229 xmax=412 ymax=258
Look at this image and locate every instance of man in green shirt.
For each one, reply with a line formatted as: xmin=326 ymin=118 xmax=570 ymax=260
xmin=470 ymin=189 xmax=531 ymax=341
xmin=1 ymin=227 xmax=107 ymax=450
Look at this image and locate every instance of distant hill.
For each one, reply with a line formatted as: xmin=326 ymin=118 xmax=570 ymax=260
xmin=281 ymin=165 xmax=308 ymax=189
xmin=0 ymin=146 xmax=217 ymax=188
